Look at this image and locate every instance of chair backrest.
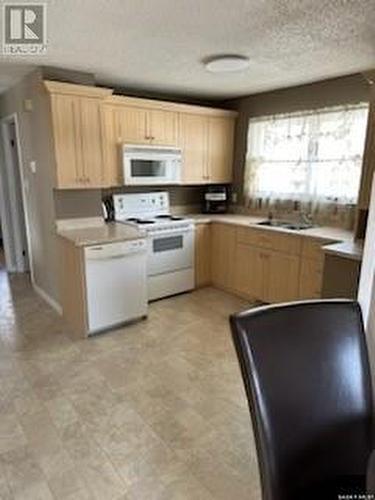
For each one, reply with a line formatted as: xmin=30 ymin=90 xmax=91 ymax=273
xmin=230 ymin=300 xmax=373 ymax=500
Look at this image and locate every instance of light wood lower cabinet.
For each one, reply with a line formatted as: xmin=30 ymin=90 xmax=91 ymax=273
xmin=298 ymin=237 xmax=334 ymax=299
xmin=299 ymin=258 xmax=324 ymax=299
xmin=59 ymin=236 xmax=87 ymax=337
xmin=195 ymin=223 xmax=211 ymax=287
xmin=211 ymin=223 xmax=236 ymax=291
xmin=234 ymin=243 xmax=300 ymax=303
xmin=234 ymin=243 xmax=264 ymax=299
xmin=208 ymin=223 xmax=324 ymax=304
xmin=263 ymin=250 xmax=300 ymax=302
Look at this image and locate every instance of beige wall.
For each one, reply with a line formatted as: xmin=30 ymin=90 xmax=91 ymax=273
xmin=0 ymin=67 xmax=100 ymax=305
xmin=226 ymin=74 xmax=371 ymax=204
xmin=0 ymin=69 xmax=60 ymax=302
xmin=53 ymin=186 xmax=205 ymax=220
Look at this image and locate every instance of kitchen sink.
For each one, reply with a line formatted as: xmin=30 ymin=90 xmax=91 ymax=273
xmin=257 ymin=220 xmax=314 ymax=231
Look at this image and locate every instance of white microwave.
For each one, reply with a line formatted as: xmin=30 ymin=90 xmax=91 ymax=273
xmin=122 ymin=144 xmax=182 ymax=185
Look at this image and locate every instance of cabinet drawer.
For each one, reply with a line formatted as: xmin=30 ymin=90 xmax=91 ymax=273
xmin=237 ymin=227 xmax=302 ymax=255
xmin=301 ymin=237 xmax=335 ymax=262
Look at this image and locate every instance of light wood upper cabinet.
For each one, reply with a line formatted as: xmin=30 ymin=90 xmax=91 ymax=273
xmin=149 ymin=109 xmax=178 ymax=146
xmin=180 ymin=114 xmax=208 ymax=183
xmin=118 ymin=106 xmax=149 ymax=145
xmin=45 ymin=82 xmax=237 ymax=188
xmin=50 ymin=94 xmax=104 ymax=188
xmin=113 ymin=105 xmax=179 ymax=147
xmin=45 ymin=81 xmax=113 ymax=189
xmin=102 ymin=105 xmax=121 ymax=186
xmin=180 ymin=113 xmax=235 ymax=184
xmin=79 ymin=97 xmax=105 ymax=187
xmin=207 ymin=116 xmax=235 ymax=183
xmin=49 ymin=94 xmax=81 ymax=188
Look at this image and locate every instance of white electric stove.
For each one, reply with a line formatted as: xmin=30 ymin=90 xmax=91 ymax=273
xmin=113 ymin=192 xmax=195 ymax=301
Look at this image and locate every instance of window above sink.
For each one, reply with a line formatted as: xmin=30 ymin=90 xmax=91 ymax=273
xmin=244 ymin=103 xmax=369 ymax=221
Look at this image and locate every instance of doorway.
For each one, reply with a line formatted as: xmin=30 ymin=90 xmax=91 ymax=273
xmin=0 ymin=114 xmax=31 ymax=275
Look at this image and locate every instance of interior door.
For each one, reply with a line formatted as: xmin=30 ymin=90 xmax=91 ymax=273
xmin=180 ymin=113 xmax=208 ymax=183
xmin=79 ymin=97 xmax=104 ymax=187
xmin=149 ymin=109 xmax=178 ymax=146
xmin=50 ymin=94 xmax=80 ymax=187
xmin=207 ymin=116 xmax=234 ymax=183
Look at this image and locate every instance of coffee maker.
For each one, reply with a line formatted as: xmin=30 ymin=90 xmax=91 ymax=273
xmin=203 ymin=186 xmax=228 ymax=214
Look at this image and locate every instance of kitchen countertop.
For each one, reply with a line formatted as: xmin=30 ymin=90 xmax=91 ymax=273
xmin=57 ymin=221 xmax=146 ymax=247
xmin=188 ymin=213 xmax=353 ymax=242
xmin=322 ymin=240 xmax=363 ymax=262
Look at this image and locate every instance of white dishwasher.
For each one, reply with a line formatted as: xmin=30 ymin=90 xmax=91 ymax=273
xmin=84 ymin=239 xmax=148 ymax=335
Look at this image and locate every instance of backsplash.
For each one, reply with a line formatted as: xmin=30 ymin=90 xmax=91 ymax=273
xmin=54 ymin=185 xmax=206 ymax=219
xmin=54 ymin=189 xmax=103 ymax=219
xmin=102 ymin=185 xmax=205 ymax=206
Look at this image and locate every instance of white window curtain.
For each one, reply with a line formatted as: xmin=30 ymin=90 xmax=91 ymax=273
xmin=244 ymin=104 xmax=369 ymax=215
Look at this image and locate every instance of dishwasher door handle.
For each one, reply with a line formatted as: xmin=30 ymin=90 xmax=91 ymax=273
xmin=86 ymin=250 xmax=145 ymax=261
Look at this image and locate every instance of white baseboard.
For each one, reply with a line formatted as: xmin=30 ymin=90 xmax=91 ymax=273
xmin=33 ymin=282 xmax=62 ymax=315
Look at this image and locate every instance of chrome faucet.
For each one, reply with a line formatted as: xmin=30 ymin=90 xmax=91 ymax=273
xmin=299 ymin=211 xmax=313 ymax=225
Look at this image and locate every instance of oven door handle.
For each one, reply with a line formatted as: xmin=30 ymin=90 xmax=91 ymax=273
xmin=148 ymin=228 xmax=193 ymax=237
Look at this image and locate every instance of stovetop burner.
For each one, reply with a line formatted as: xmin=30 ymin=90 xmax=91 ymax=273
xmin=126 ymin=218 xmax=155 ymax=224
xmin=155 ymin=215 xmax=184 ymax=221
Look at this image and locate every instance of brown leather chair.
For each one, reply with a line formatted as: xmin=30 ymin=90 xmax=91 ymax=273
xmin=230 ymin=300 xmax=373 ymax=500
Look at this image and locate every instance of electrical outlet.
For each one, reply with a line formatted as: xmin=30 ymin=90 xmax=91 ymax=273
xmin=23 ymin=99 xmax=33 ymax=112
xmin=29 ymin=161 xmax=36 ymax=173
xmin=231 ymin=191 xmax=238 ymax=203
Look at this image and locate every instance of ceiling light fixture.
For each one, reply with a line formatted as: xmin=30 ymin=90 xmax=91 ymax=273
xmin=204 ymin=55 xmax=250 ymax=73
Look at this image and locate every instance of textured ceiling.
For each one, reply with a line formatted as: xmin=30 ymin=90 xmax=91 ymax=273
xmin=0 ymin=0 xmax=374 ymax=98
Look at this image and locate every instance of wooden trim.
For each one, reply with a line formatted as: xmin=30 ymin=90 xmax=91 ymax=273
xmin=59 ymin=236 xmax=88 ymax=338
xmin=104 ymin=95 xmax=238 ymax=117
xmin=44 ymin=80 xmax=113 ymax=98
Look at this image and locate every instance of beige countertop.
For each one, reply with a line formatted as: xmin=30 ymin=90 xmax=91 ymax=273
xmin=57 ymin=221 xmax=146 ymax=247
xmin=188 ymin=213 xmax=353 ymax=242
xmin=322 ymin=240 xmax=363 ymax=261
